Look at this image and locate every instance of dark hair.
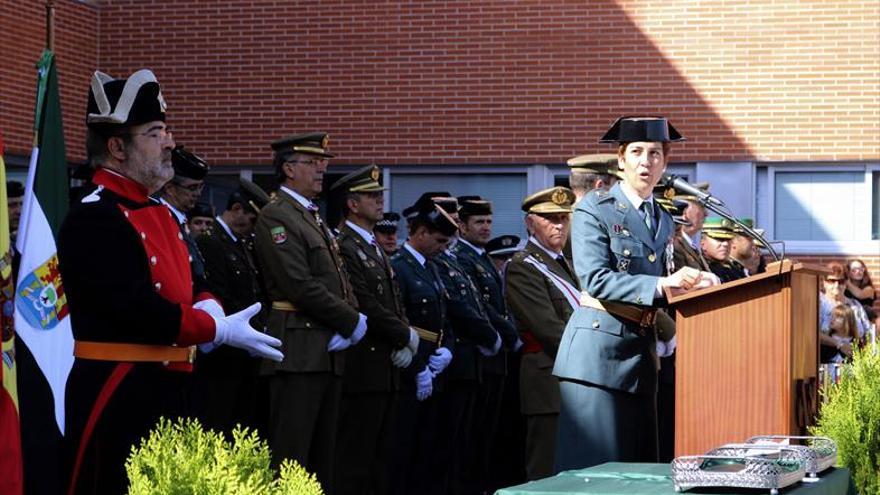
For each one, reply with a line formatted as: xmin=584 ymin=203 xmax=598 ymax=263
xmin=617 ymin=142 xmax=671 ymax=157
xmin=846 ymin=258 xmax=874 ymax=289
xmin=86 ymin=127 xmax=132 ymax=165
xmin=826 ymin=262 xmax=847 ymax=281
xmin=569 ymin=169 xmax=606 ymax=192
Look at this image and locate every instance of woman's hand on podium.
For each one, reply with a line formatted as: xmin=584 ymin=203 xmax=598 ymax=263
xmin=660 ymin=267 xmax=703 ymax=291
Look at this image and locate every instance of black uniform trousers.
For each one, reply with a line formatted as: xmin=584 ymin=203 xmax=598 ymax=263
xmin=268 ymin=373 xmax=341 ymax=493
xmin=390 ymin=389 xmax=444 ymax=495
xmin=437 ymin=378 xmax=478 ymax=494
xmin=465 ymin=371 xmax=505 ymax=494
xmin=488 ymin=351 xmax=527 ymax=489
xmin=657 ymin=354 xmax=676 ymax=462
xmin=335 ymin=390 xmax=397 ymax=495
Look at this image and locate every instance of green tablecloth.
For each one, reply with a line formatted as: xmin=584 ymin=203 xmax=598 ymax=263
xmin=496 ymin=462 xmax=855 ymax=495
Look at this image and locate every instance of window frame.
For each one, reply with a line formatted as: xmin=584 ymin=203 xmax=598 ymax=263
xmin=763 ymin=162 xmax=880 ymax=255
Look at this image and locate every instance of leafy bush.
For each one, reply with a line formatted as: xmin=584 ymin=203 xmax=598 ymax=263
xmin=126 ymin=417 xmax=323 ymax=495
xmin=811 ymin=345 xmax=880 ymax=495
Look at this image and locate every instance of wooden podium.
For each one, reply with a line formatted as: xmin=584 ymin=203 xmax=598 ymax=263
xmin=667 ymin=260 xmax=829 ymax=456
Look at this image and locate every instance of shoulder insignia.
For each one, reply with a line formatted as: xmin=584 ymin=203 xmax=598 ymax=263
xmin=81 ymin=185 xmax=105 ymax=203
xmin=357 ymin=249 xmax=368 ymax=261
xmin=270 ymin=226 xmax=287 ymax=244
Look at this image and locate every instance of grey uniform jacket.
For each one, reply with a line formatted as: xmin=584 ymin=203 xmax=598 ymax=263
xmin=553 ymin=183 xmax=674 ymax=396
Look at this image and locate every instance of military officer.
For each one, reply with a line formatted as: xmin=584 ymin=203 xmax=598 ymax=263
xmin=671 ymin=184 xmax=710 ymax=272
xmin=553 ymin=116 xmax=718 ymax=472
xmin=193 ymin=178 xmax=271 ymax=436
xmin=701 ymin=217 xmax=746 ymax=283
xmin=452 ymin=196 xmax=521 ymax=493
xmin=374 ymin=211 xmax=401 ymax=256
xmin=329 ymin=165 xmax=420 ymax=495
xmin=486 ymin=234 xmax=521 ymax=273
xmin=505 ymin=186 xmax=579 ymax=480
xmin=158 ymin=145 xmax=209 ymax=283
xmin=186 ymin=201 xmax=215 ymax=239
xmin=60 ymin=69 xmax=281 ymax=494
xmin=567 ymin=153 xmax=619 ymax=206
xmin=253 ymin=132 xmax=368 ymax=491
xmin=389 ymin=197 xmax=458 ymax=495
xmin=730 ymin=218 xmax=766 ymax=275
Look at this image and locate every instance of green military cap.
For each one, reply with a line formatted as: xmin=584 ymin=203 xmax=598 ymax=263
xmin=732 ymin=218 xmax=767 ymax=246
xmin=521 ymin=186 xmax=575 ymax=214
xmin=271 ymin=132 xmax=334 ymax=158
xmin=702 ymin=216 xmax=735 ymax=240
xmin=566 ymin=153 xmax=619 ymax=175
xmin=239 ymin=178 xmax=271 ymax=213
xmin=330 ymin=165 xmax=386 ymax=194
xmin=458 ymin=195 xmax=492 ymax=218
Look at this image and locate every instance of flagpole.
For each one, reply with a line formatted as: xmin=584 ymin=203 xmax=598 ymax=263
xmin=45 ymin=0 xmax=55 ymax=51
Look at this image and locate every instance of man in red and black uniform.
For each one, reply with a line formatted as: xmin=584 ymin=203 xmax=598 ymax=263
xmin=58 ymin=69 xmax=282 ymax=494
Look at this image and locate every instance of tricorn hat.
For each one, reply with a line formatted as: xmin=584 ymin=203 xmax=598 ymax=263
xmin=86 ymin=69 xmax=166 ymax=133
xmin=171 ymin=145 xmax=209 ymax=180
xmin=599 ymin=116 xmax=685 ymax=143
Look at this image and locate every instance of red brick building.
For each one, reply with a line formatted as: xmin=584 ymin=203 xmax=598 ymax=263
xmin=2 ymin=0 xmax=879 ymax=284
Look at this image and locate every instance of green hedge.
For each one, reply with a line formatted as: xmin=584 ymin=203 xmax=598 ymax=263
xmin=811 ymin=345 xmax=880 ymax=495
xmin=126 ymin=417 xmax=323 ymax=495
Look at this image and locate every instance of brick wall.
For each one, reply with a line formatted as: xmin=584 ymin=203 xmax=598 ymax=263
xmin=0 ymin=0 xmax=97 ymax=162
xmin=2 ymin=1 xmax=878 ymax=166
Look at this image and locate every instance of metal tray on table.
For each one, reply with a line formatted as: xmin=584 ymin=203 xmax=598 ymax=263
xmin=745 ymin=435 xmax=837 ymax=478
xmin=672 ymin=453 xmax=805 ymax=495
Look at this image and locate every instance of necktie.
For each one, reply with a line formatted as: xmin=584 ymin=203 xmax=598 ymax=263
xmin=641 ymin=201 xmax=655 ymax=234
xmin=556 ymin=255 xmax=575 ymax=281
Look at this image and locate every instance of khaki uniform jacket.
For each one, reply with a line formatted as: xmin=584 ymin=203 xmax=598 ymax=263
xmin=672 ymin=233 xmax=709 ymax=272
xmin=253 ymin=190 xmax=359 ymax=375
xmin=337 ymin=223 xmax=410 ymax=392
xmin=505 ymin=240 xmax=579 ymax=415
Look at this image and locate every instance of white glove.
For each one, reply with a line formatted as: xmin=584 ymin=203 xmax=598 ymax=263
xmin=416 ymin=367 xmax=433 ymax=401
xmin=327 ymin=333 xmax=352 ymax=352
xmin=407 ymin=327 xmax=420 ymax=354
xmin=210 ymin=303 xmax=283 ymax=362
xmin=349 ymin=313 xmax=368 ymax=345
xmin=195 ymin=299 xmax=226 ymax=353
xmin=194 ymin=299 xmax=225 ymax=318
xmin=657 ymin=335 xmax=677 ymax=358
xmin=477 ymin=333 xmax=502 ymax=357
xmin=391 ymin=347 xmax=414 ymax=368
xmin=428 ymin=347 xmax=452 ymax=374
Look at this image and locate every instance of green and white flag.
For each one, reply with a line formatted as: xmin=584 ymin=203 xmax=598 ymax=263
xmin=15 ymin=50 xmax=73 ymax=434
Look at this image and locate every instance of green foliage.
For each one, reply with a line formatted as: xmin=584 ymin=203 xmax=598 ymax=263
xmin=811 ymin=346 xmax=880 ymax=495
xmin=126 ymin=417 xmax=323 ymax=495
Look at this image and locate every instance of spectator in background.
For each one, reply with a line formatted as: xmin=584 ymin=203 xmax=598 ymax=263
xmin=826 ymin=304 xmax=859 ymax=363
xmin=845 ymin=259 xmax=877 ymax=325
xmin=187 ymin=201 xmax=215 ymax=239
xmin=373 ymin=211 xmax=401 ymax=256
xmin=820 ymin=262 xmax=872 ymax=362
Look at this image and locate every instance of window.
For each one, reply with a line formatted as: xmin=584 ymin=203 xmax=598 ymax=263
xmin=388 ymin=172 xmax=528 ymax=238
xmin=773 ymin=171 xmax=868 ymax=241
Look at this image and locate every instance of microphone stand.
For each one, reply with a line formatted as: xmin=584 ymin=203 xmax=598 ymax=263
xmin=700 ymin=198 xmax=781 ymax=263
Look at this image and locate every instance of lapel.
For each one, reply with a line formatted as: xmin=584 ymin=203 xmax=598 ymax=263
xmin=525 ymin=240 xmax=576 ymax=287
xmin=609 ymin=183 xmax=655 ymax=247
xmin=457 ymin=241 xmax=502 ymax=287
xmin=216 ymin=223 xmax=255 ymax=270
xmin=342 ymin=223 xmax=389 ymax=273
xmin=400 ymin=246 xmax=440 ymax=296
xmin=676 ymin=233 xmax=709 ymax=270
xmin=279 ymin=191 xmax=326 ymax=241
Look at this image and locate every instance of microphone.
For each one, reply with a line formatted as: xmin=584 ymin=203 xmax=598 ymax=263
xmin=663 ymin=175 xmax=724 ymax=206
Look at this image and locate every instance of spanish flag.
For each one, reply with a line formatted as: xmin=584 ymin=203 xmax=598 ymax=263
xmin=0 ymin=132 xmax=24 ymax=495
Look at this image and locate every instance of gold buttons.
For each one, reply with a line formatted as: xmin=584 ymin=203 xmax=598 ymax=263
xmin=623 ymin=249 xmax=631 ymax=256
xmin=648 ymin=253 xmax=656 ymax=263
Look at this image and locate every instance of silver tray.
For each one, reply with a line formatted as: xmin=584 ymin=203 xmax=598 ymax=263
xmin=745 ymin=435 xmax=837 ymax=478
xmin=672 ymin=454 xmax=806 ymax=495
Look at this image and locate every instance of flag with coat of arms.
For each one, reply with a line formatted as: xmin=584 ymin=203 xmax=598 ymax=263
xmin=14 ymin=49 xmax=73 ymax=435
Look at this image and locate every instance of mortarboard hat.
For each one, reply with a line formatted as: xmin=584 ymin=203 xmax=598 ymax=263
xmin=599 ymin=116 xmax=685 ymax=143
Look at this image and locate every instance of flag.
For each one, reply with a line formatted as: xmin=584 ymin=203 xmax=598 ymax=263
xmin=0 ymin=133 xmax=24 ymax=495
xmin=14 ymin=49 xmax=73 ymax=435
